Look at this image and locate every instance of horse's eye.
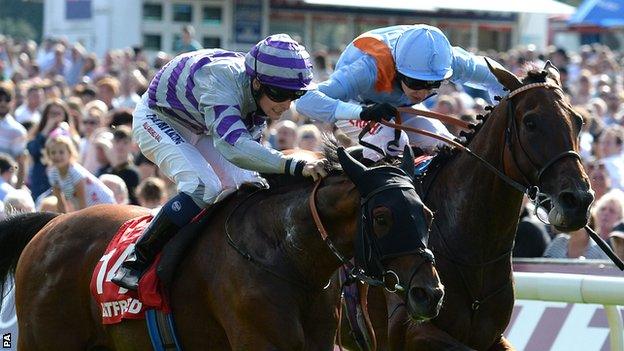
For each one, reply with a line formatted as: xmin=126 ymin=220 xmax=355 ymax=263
xmin=523 ymin=117 xmax=537 ymax=131
xmin=374 ymin=215 xmax=388 ymax=226
xmin=372 ymin=207 xmax=392 ymax=236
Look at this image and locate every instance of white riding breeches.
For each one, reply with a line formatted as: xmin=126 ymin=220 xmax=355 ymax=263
xmin=132 ymin=101 xmax=260 ymax=207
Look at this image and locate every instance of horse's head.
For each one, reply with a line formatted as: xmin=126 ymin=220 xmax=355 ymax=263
xmin=487 ymin=60 xmax=594 ymax=231
xmin=337 ymin=146 xmax=443 ymax=321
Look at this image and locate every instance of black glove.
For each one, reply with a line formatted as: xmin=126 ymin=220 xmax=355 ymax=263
xmin=359 ymin=103 xmax=397 ymax=122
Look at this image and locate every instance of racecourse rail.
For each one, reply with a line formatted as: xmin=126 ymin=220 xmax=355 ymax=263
xmin=514 ymin=271 xmax=624 ymax=350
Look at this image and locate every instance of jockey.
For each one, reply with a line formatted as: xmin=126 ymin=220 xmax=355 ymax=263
xmin=295 ymin=24 xmax=506 ymax=159
xmin=112 ymin=34 xmax=385 ymax=291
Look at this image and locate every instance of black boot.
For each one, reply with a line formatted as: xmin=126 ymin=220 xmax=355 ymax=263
xmin=112 ymin=211 xmax=179 ymax=290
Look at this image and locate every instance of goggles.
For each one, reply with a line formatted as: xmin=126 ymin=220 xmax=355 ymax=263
xmin=397 ymin=73 xmax=442 ymax=91
xmin=261 ymin=83 xmax=306 ymax=102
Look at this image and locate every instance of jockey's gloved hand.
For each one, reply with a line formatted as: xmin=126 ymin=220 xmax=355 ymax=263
xmin=360 ymin=103 xmax=397 ymax=122
xmin=301 ymin=159 xmax=329 ymax=181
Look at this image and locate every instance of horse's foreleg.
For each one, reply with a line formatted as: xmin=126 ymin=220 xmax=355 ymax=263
xmin=402 ymin=322 xmax=476 ymax=351
xmin=486 ymin=336 xmax=516 ymax=351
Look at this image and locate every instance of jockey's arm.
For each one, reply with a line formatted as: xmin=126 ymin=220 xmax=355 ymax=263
xmin=213 ymin=127 xmax=302 ymax=175
xmin=449 ymin=46 xmax=507 ymax=102
xmin=295 ymin=56 xmax=375 ymax=123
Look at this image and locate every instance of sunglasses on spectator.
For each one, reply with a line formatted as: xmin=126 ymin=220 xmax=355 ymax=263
xmin=261 ymin=84 xmax=306 ymax=102
xmin=397 ymin=73 xmax=442 ymax=91
xmin=83 ymin=119 xmax=99 ymax=125
xmin=0 ymin=95 xmax=11 ymax=103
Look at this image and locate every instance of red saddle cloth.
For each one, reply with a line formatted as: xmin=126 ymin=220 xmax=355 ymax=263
xmin=90 ymin=215 xmax=170 ymax=324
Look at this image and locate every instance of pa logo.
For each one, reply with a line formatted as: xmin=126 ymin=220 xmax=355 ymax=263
xmin=2 ymin=333 xmax=10 ymax=348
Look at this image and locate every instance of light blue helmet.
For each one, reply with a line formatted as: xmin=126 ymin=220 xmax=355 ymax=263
xmin=245 ymin=34 xmax=315 ymax=91
xmin=394 ymin=25 xmax=453 ymax=81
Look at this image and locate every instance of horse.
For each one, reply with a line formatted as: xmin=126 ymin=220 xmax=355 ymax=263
xmin=0 ymin=144 xmax=444 ymax=350
xmin=346 ymin=61 xmax=594 ymax=351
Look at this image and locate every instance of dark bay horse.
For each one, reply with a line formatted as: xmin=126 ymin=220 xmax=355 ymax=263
xmin=0 ymin=145 xmax=443 ymax=350
xmin=353 ymin=62 xmax=594 ymax=351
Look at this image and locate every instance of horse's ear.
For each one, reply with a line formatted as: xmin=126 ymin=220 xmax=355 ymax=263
xmin=401 ymin=145 xmax=415 ymax=178
xmin=485 ymin=57 xmax=522 ymax=92
xmin=337 ymin=147 xmax=367 ymax=181
xmin=544 ymin=60 xmax=562 ymax=86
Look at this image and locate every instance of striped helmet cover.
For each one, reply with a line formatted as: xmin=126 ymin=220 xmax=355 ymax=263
xmin=245 ymin=34 xmax=315 ymax=91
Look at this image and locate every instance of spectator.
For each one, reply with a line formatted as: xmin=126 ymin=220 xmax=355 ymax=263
xmin=0 ymin=82 xmax=27 ymax=188
xmin=79 ymin=109 xmax=108 ymax=173
xmin=586 ymin=159 xmax=611 ymax=201
xmin=96 ymin=77 xmax=120 ymax=111
xmin=115 ymin=72 xmax=141 ymax=109
xmin=513 ymin=196 xmax=551 ymax=257
xmin=136 ymin=177 xmax=167 ymax=209
xmin=99 ymin=126 xmax=140 ymax=204
xmin=312 ymin=50 xmax=332 ymax=83
xmin=272 ymin=120 xmax=298 ymax=151
xmin=597 ymin=125 xmax=624 ymax=190
xmin=45 ymin=134 xmax=115 ymax=213
xmin=27 ymin=99 xmax=80 ymax=199
xmin=176 ymin=25 xmax=202 ymax=53
xmin=14 ymin=83 xmax=44 ymax=128
xmin=593 ymin=189 xmax=624 ymax=241
xmin=109 ymin=108 xmax=133 ymax=129
xmin=0 ymin=153 xmax=17 ymax=201
xmin=65 ymin=96 xmax=84 ymax=135
xmin=609 ymin=221 xmax=624 ymax=261
xmin=543 ymin=226 xmax=608 ymax=260
xmin=92 ymin=130 xmax=113 ymax=175
xmin=296 ymin=124 xmax=322 ymax=152
xmin=99 ymin=173 xmax=129 ymax=205
xmin=4 ymin=189 xmax=35 ymax=215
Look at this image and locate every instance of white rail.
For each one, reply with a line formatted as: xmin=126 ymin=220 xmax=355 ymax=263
xmin=514 ymin=272 xmax=624 ymax=351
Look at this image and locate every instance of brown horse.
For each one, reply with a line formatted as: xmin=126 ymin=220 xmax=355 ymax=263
xmin=348 ymin=62 xmax=594 ymax=351
xmin=0 ymin=145 xmax=443 ymax=350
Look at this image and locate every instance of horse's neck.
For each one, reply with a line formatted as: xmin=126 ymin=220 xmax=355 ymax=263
xmin=428 ymin=104 xmax=523 ymax=259
xmin=259 ymin=180 xmax=358 ymax=290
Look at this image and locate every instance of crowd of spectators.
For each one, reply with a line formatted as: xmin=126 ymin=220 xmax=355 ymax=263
xmin=0 ymin=31 xmax=623 ymax=262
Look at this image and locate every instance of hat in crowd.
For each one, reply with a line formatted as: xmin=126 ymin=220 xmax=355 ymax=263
xmin=93 ymin=131 xmax=113 ymax=150
xmin=610 ymin=221 xmax=624 ymax=239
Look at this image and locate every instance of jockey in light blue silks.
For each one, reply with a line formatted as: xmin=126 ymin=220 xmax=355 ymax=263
xmin=296 ymin=24 xmax=506 ymax=160
xmin=112 ymin=34 xmax=390 ymax=290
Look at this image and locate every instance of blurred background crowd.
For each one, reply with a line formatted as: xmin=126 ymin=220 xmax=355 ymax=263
xmin=0 ymin=29 xmax=623 ymax=262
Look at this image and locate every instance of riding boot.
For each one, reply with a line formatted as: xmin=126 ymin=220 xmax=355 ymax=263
xmin=111 ymin=210 xmax=179 ymax=290
xmin=112 ymin=192 xmax=202 ymax=290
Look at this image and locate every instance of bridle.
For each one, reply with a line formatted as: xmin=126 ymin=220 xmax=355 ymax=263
xmin=225 ymin=175 xmax=435 ymax=293
xmin=502 ymin=82 xmax=582 ymax=209
xmin=309 ymin=178 xmax=434 ymax=294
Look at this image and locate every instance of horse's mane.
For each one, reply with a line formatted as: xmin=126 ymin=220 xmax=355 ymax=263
xmin=426 ymin=68 xmax=551 ymax=173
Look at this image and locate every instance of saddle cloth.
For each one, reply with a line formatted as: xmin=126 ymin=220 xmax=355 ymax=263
xmin=90 ymin=215 xmax=170 ymax=324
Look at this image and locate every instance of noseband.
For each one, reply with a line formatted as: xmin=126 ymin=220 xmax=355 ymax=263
xmin=309 ymin=179 xmax=434 ymax=294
